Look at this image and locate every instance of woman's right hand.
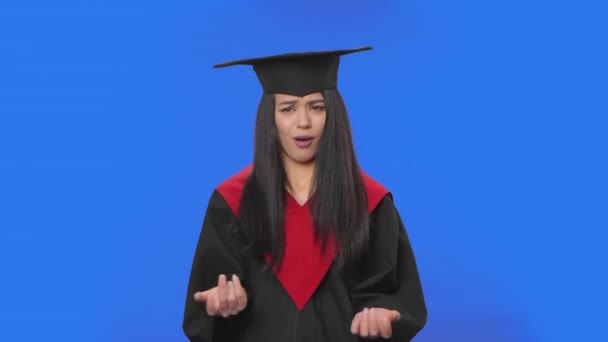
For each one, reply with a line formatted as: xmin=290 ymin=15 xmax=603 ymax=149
xmin=193 ymin=274 xmax=248 ymax=317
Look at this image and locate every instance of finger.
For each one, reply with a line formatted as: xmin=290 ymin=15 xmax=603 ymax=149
xmin=227 ymin=281 xmax=238 ymax=314
xmin=369 ymin=308 xmax=379 ymax=338
xmin=350 ymin=312 xmax=361 ymax=335
xmin=232 ymin=274 xmax=242 ymax=288
xmin=233 ymin=275 xmax=247 ymax=311
xmin=217 ymin=274 xmax=228 ymax=315
xmin=379 ymin=315 xmax=392 ymax=339
xmin=360 ymin=308 xmax=369 ymax=337
xmin=389 ymin=310 xmax=401 ymax=322
xmin=193 ymin=291 xmax=208 ymax=303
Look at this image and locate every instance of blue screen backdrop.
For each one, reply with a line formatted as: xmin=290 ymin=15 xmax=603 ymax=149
xmin=1 ymin=1 xmax=606 ymax=341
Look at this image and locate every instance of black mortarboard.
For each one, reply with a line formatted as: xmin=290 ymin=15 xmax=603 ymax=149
xmin=213 ymin=46 xmax=372 ymax=97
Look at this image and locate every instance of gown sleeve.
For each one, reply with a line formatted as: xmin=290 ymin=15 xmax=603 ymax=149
xmin=350 ymin=195 xmax=428 ymax=341
xmin=182 ymin=191 xmax=248 ymax=342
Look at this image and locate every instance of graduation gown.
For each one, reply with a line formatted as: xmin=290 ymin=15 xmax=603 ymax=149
xmin=183 ymin=165 xmax=427 ymax=341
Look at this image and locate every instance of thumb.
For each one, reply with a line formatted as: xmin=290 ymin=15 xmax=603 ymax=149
xmin=389 ymin=310 xmax=401 ymax=321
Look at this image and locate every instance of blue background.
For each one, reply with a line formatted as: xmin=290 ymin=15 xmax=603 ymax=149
xmin=1 ymin=0 xmax=607 ymax=341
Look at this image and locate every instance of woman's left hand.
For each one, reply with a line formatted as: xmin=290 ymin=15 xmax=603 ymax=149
xmin=350 ymin=307 xmax=400 ymax=339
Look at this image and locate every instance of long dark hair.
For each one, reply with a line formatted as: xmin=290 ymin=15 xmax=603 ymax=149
xmin=238 ymin=89 xmax=369 ymax=270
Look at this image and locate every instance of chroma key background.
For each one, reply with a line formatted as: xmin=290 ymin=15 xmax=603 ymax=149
xmin=1 ymin=0 xmax=607 ymax=341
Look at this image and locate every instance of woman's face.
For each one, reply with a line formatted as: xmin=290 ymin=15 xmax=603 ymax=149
xmin=274 ymin=92 xmax=327 ymax=165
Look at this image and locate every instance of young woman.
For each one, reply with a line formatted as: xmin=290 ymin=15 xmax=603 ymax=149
xmin=183 ymin=46 xmax=427 ymax=341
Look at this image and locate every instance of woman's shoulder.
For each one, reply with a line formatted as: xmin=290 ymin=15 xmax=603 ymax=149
xmin=212 ymin=164 xmax=253 ymax=216
xmin=359 ymin=169 xmax=393 ymax=214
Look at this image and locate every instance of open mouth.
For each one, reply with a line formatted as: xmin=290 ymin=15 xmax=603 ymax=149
xmin=294 ymin=136 xmax=313 ymax=148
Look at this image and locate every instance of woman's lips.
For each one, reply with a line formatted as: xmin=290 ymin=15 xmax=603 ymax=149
xmin=294 ymin=136 xmax=313 ymax=148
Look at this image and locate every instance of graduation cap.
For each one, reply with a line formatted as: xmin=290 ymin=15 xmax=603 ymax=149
xmin=213 ymin=46 xmax=373 ymax=97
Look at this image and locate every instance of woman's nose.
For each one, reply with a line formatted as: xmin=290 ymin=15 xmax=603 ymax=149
xmin=296 ymin=108 xmax=312 ymax=128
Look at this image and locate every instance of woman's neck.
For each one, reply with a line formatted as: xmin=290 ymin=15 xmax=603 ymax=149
xmin=283 ymin=158 xmax=315 ymax=205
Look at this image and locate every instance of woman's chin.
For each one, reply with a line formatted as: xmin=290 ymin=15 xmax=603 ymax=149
xmin=284 ymin=153 xmax=316 ymax=165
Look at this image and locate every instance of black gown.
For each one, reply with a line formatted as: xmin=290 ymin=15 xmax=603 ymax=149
xmin=183 ymin=166 xmax=427 ymax=341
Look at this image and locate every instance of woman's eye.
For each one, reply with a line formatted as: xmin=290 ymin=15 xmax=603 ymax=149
xmin=312 ymin=105 xmax=325 ymax=111
xmin=280 ymin=107 xmax=294 ymax=113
